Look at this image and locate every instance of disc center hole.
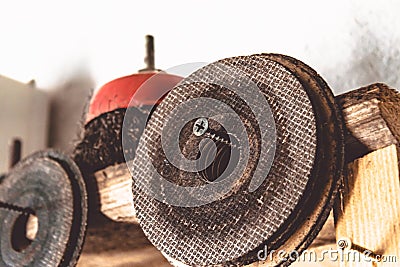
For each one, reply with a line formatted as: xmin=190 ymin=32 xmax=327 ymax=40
xmin=11 ymin=213 xmax=38 ymax=252
xmin=198 ymin=131 xmax=239 ymax=183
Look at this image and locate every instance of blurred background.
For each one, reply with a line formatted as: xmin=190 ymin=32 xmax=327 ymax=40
xmin=2 ymin=0 xmax=400 ymax=164
xmin=0 ymin=1 xmax=399 ymax=266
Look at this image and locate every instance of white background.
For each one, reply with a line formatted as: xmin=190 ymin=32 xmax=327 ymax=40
xmin=0 ymin=0 xmax=400 ymax=94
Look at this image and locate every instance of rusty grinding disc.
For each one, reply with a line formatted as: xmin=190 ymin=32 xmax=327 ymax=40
xmin=126 ymin=54 xmax=344 ymax=266
xmin=0 ymin=150 xmax=87 ymax=267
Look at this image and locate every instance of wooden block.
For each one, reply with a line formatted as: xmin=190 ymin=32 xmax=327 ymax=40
xmin=94 ymin=163 xmax=137 ymax=223
xmin=335 ymin=84 xmax=400 ymax=266
xmin=337 ymin=83 xmax=400 ymax=162
xmin=335 ymin=145 xmax=400 ymax=266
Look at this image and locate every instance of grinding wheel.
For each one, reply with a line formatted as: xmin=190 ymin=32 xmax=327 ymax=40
xmin=125 ymin=54 xmax=344 ymax=266
xmin=0 ymin=150 xmax=87 ymax=267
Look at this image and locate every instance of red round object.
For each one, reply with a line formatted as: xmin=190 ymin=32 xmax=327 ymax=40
xmin=86 ymin=72 xmax=182 ymax=123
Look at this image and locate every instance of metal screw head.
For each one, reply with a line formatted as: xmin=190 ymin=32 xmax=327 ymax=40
xmin=193 ymin=118 xmax=208 ymax=136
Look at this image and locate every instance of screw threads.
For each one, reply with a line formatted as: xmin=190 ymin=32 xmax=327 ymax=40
xmin=204 ymin=132 xmax=239 ymax=149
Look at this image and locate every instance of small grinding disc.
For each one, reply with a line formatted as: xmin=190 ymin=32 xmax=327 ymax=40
xmin=0 ymin=150 xmax=87 ymax=267
xmin=129 ymin=54 xmax=344 ymax=266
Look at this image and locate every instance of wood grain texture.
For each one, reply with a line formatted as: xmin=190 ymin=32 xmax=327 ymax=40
xmin=335 ymin=84 xmax=400 ymax=267
xmin=94 ymin=163 xmax=137 ymax=223
xmin=335 ymin=145 xmax=400 ymax=266
xmin=336 ymin=83 xmax=400 ymax=163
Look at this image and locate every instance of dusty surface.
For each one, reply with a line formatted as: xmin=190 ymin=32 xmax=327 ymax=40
xmin=77 ymin=218 xmax=171 ymax=267
xmin=77 ymin=214 xmax=337 ymax=267
xmin=78 ymin=247 xmax=170 ymax=267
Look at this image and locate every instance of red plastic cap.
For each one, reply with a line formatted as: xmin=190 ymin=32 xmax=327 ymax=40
xmin=86 ymin=72 xmax=182 ymax=123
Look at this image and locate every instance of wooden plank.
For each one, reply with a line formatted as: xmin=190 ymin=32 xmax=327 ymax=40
xmin=336 ymin=83 xmax=400 ymax=163
xmin=335 ymin=84 xmax=400 ymax=267
xmin=94 ymin=163 xmax=137 ymax=223
xmin=335 ymin=145 xmax=400 ymax=266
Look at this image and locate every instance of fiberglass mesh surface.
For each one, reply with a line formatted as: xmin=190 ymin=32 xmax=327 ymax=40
xmin=130 ymin=55 xmax=317 ymax=265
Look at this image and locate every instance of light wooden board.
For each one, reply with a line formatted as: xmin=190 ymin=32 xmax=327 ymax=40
xmin=335 ymin=145 xmax=400 ymax=267
xmin=95 ymin=163 xmax=137 ymax=223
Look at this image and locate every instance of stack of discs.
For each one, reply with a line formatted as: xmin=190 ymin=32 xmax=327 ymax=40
xmin=127 ymin=54 xmax=344 ymax=266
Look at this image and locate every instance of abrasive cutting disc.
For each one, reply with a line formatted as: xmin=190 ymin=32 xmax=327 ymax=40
xmin=127 ymin=54 xmax=344 ymax=266
xmin=0 ymin=151 xmax=87 ymax=267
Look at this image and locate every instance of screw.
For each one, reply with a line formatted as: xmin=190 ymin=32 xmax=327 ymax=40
xmin=193 ymin=118 xmax=209 ymax=136
xmin=337 ymin=237 xmax=381 ymax=262
xmin=192 ymin=118 xmax=239 ymax=149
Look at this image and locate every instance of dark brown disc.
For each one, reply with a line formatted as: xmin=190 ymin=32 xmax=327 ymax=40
xmin=128 ymin=54 xmax=344 ymax=266
xmin=0 ymin=150 xmax=87 ymax=267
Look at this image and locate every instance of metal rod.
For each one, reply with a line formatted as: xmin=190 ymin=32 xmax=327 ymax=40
xmin=144 ymin=35 xmax=155 ymax=71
